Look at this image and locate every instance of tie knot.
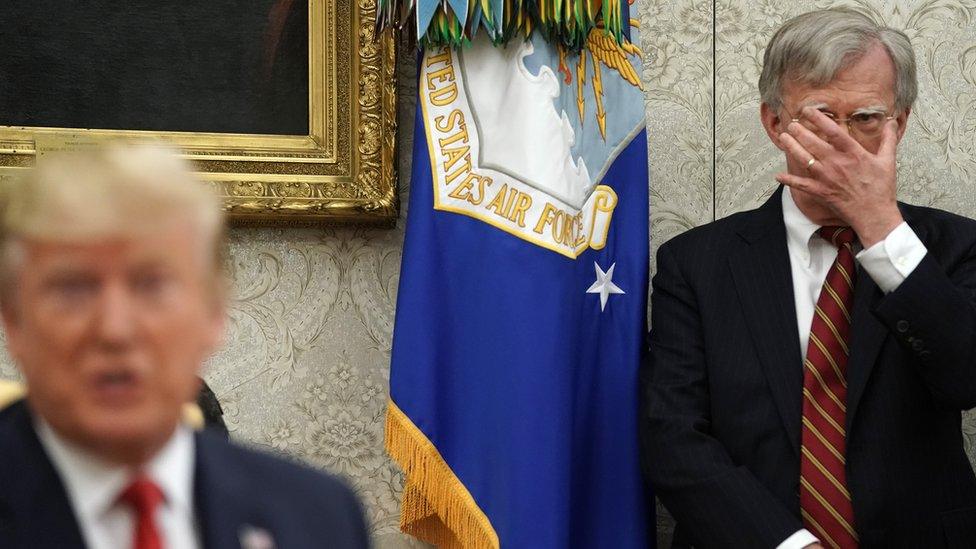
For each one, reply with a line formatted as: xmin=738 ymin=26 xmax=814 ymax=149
xmin=119 ymin=476 xmax=164 ymax=514
xmin=818 ymin=226 xmax=856 ymax=249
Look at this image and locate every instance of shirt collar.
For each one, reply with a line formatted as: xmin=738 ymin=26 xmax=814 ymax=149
xmin=781 ymin=186 xmax=822 ymax=266
xmin=35 ymin=419 xmax=195 ymax=521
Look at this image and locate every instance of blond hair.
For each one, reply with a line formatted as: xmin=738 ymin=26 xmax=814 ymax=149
xmin=0 ymin=144 xmax=226 ymax=308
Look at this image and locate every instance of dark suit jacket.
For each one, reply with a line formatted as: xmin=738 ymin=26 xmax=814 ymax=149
xmin=0 ymin=399 xmax=370 ymax=549
xmin=641 ymin=187 xmax=976 ymax=548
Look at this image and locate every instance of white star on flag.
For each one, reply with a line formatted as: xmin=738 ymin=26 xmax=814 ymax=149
xmin=586 ymin=262 xmax=625 ymax=312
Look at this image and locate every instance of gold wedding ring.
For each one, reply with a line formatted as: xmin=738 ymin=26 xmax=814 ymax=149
xmin=807 ymin=157 xmax=817 ymax=168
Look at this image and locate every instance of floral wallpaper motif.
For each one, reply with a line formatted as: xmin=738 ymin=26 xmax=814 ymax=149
xmin=2 ymin=3 xmax=975 ymax=548
xmin=643 ymin=0 xmax=716 ymax=276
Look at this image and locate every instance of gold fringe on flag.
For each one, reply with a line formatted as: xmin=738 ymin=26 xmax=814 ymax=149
xmin=385 ymin=400 xmax=500 ymax=549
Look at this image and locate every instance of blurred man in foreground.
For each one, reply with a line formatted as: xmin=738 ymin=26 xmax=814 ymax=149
xmin=0 ymin=145 xmax=369 ymax=549
xmin=642 ymin=9 xmax=976 ymax=548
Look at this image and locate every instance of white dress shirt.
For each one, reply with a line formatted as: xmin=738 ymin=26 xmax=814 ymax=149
xmin=777 ymin=187 xmax=928 ymax=549
xmin=35 ymin=420 xmax=201 ymax=549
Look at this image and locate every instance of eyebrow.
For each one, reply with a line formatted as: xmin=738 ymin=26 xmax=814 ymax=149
xmin=802 ymin=102 xmax=888 ymax=115
xmin=37 ymin=268 xmax=98 ymax=291
xmin=850 ymin=105 xmax=888 ymax=115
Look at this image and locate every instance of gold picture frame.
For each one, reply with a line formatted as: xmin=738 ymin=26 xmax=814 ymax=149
xmin=0 ymin=0 xmax=397 ymax=226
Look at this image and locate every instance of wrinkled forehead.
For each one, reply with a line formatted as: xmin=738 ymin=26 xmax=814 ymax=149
xmin=11 ymin=221 xmax=213 ymax=274
xmin=2 ymin=179 xmax=222 ymax=275
xmin=12 ymin=188 xmax=217 ymax=244
xmin=789 ymin=44 xmax=894 ymax=89
xmin=780 ymin=45 xmax=897 ymax=107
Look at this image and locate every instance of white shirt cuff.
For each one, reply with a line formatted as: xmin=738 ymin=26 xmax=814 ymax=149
xmin=855 ymin=221 xmax=927 ymax=293
xmin=776 ymin=528 xmax=819 ymax=549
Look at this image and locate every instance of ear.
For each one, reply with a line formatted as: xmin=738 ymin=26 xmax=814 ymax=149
xmin=760 ymin=102 xmax=787 ymax=151
xmin=894 ymin=107 xmax=911 ymax=143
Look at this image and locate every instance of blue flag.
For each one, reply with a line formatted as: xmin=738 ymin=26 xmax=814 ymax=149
xmin=387 ymin=25 xmax=651 ymax=548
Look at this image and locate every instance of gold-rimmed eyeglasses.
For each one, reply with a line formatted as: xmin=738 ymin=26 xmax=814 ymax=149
xmin=785 ymin=107 xmax=895 ymax=138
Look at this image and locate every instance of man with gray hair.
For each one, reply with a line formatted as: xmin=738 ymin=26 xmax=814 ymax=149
xmin=642 ymin=8 xmax=976 ymax=548
xmin=0 ymin=145 xmax=369 ymax=548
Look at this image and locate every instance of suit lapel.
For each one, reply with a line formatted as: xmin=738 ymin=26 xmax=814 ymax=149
xmin=843 ymin=270 xmax=886 ymax=434
xmin=729 ymin=187 xmax=804 ymax=457
xmin=844 ymin=204 xmax=922 ymax=432
xmin=195 ymin=434 xmax=240 ymax=549
xmin=194 ymin=433 xmax=271 ymax=549
xmin=0 ymin=401 xmax=86 ymax=548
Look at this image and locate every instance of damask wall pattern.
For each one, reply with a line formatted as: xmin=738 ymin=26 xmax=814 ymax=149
xmin=1 ymin=2 xmax=974 ymax=548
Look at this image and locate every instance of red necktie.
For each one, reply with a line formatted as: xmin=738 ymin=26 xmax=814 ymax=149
xmin=800 ymin=226 xmax=859 ymax=548
xmin=119 ymin=476 xmax=165 ymax=549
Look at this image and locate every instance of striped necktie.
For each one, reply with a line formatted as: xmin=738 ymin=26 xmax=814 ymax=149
xmin=800 ymin=226 xmax=859 ymax=549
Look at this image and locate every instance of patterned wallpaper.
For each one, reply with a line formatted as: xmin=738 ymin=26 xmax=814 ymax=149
xmin=2 ymin=2 xmax=975 ymax=548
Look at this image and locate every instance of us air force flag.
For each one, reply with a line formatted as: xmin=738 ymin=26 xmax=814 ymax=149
xmin=386 ymin=24 xmax=650 ymax=548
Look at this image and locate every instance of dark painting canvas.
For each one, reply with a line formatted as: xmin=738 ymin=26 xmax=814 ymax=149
xmin=0 ymin=0 xmax=309 ymax=135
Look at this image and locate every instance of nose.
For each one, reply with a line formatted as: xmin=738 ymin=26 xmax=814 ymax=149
xmin=93 ymin=281 xmax=137 ymax=351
